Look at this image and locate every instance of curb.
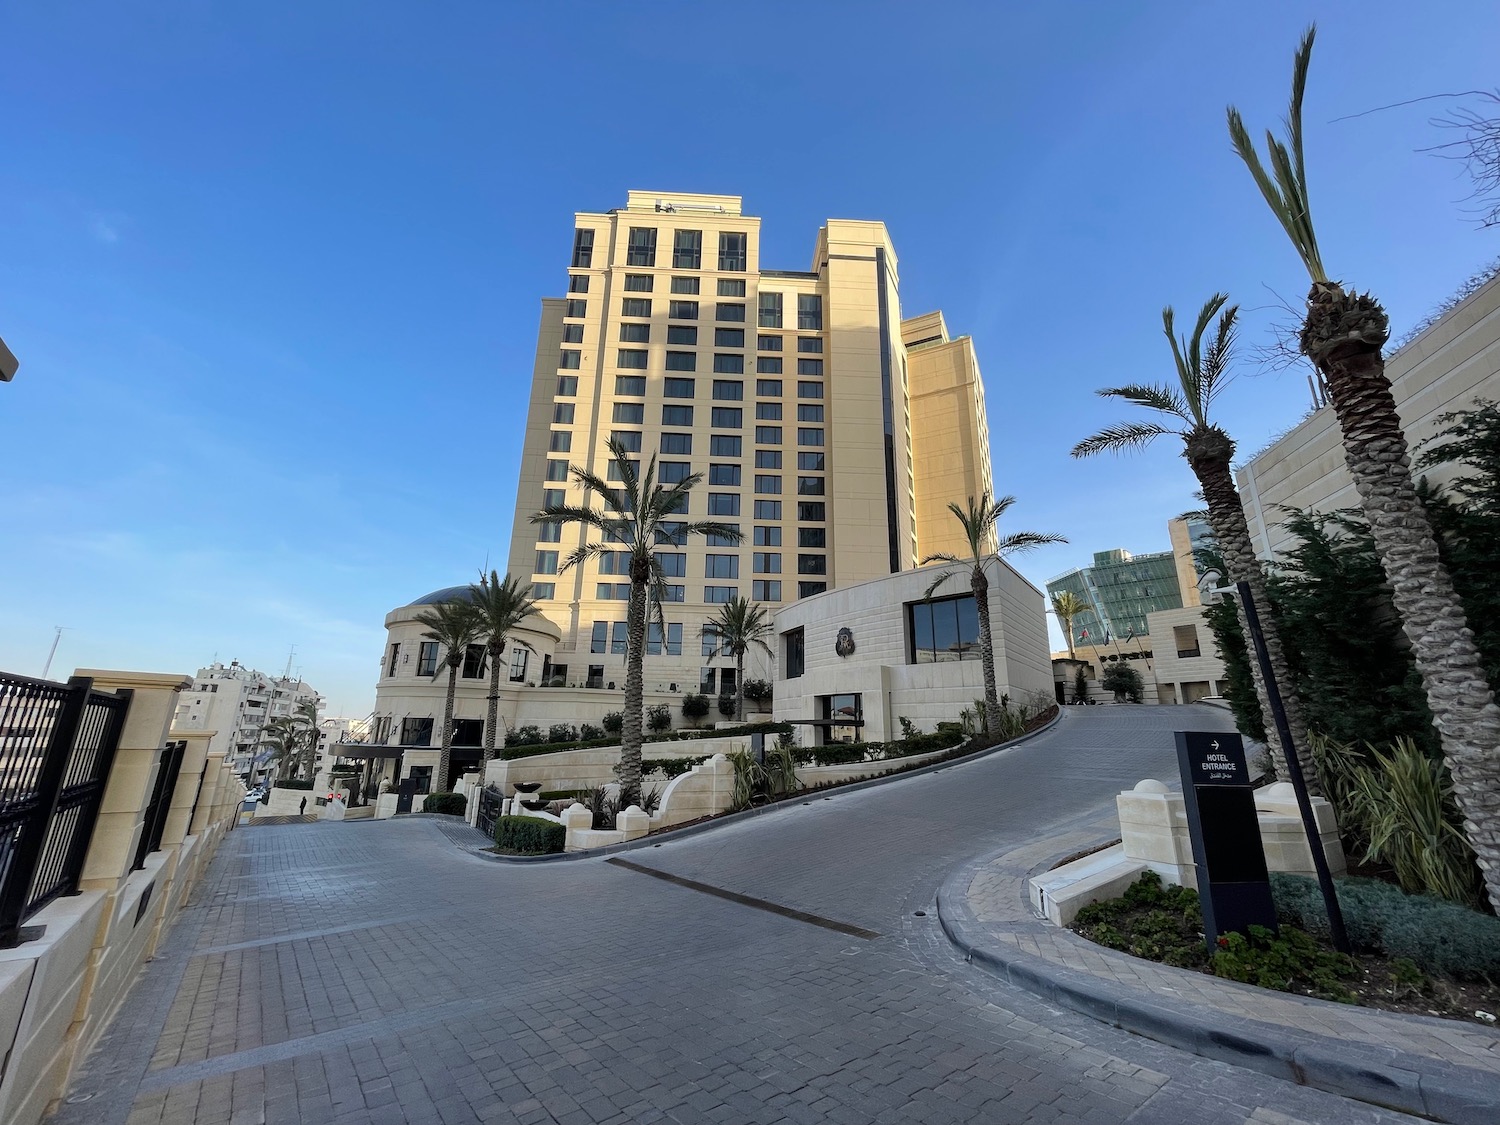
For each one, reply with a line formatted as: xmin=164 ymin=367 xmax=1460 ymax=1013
xmin=462 ymin=707 xmax=1068 ymax=864
xmin=934 ymin=842 xmax=1498 ymax=1125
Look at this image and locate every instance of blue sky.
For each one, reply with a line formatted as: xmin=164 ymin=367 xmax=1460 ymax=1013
xmin=3 ymin=2 xmax=1497 ymax=716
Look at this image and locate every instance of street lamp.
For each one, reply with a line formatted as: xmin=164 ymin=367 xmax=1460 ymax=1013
xmin=1200 ymin=570 xmax=1350 ymax=952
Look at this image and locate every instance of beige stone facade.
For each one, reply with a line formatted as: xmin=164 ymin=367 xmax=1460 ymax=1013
xmin=772 ymin=561 xmax=1050 ymax=745
xmin=1238 ymin=270 xmax=1500 ymax=559
xmin=502 ymin=190 xmax=995 ymax=704
xmin=1145 ymin=605 xmax=1227 ymax=706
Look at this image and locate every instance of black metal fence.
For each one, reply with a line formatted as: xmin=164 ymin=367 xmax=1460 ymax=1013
xmin=474 ymin=785 xmax=503 ymax=841
xmin=0 ymin=673 xmax=131 ymax=946
xmin=134 ymin=739 xmax=186 ymax=871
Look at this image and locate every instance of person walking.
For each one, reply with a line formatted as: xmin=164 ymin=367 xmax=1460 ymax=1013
xmin=299 ymin=796 xmax=307 ymax=816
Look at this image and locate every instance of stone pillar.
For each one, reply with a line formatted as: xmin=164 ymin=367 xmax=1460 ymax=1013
xmin=616 ymin=805 xmax=650 ymax=841
xmin=160 ymin=729 xmax=214 ymax=850
xmin=1254 ymin=782 xmax=1347 ymax=877
xmin=560 ymin=803 xmax=592 ymax=849
xmin=74 ymin=670 xmax=192 ymax=891
xmin=1116 ymin=779 xmax=1197 ymax=889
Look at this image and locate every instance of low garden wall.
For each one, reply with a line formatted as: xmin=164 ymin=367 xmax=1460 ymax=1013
xmin=482 ymin=734 xmax=753 ymax=795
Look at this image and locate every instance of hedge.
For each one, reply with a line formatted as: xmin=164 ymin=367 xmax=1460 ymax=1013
xmin=496 ymin=815 xmax=566 ymax=855
xmin=791 ymin=730 xmax=967 ymax=768
xmin=1271 ymin=873 xmax=1500 ymax=981
xmin=274 ymin=779 xmax=314 ymax=791
xmin=643 ymin=756 xmax=710 ymax=779
xmin=421 ymin=792 xmax=467 ymax=816
xmin=498 ymin=720 xmax=792 ymax=761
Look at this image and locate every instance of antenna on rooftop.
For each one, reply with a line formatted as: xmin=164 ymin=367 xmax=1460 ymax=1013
xmin=283 ymin=645 xmax=297 ymax=682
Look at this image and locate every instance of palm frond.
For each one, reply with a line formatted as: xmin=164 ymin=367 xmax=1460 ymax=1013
xmin=919 ymin=552 xmax=961 ymax=566
xmin=1097 ymin=382 xmax=1191 ymax=420
xmin=1198 ymin=302 xmax=1240 ymax=414
xmin=533 ymin=503 xmax=605 ymax=529
xmin=558 ymin=540 xmax=610 ymax=574
xmin=921 ymin=567 xmax=960 ymax=601
xmin=1071 ymin=421 xmax=1176 ymax=458
xmin=1226 ymin=26 xmax=1326 ymax=281
xmin=995 ymin=531 xmax=1068 ymax=557
xmin=679 ymin=520 xmax=744 ymax=544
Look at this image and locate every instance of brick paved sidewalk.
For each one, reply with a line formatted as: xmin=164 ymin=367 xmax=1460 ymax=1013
xmin=937 ymin=809 xmax=1500 ymax=1124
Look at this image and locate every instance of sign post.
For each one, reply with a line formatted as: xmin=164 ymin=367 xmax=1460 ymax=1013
xmin=1175 ymin=730 xmax=1277 ymax=950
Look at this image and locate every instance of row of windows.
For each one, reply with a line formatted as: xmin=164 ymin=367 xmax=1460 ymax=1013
xmin=610 ymin=375 xmax=824 ymax=398
xmin=604 ymin=403 xmax=825 ymax=427
xmin=563 ymin=299 xmax=825 ymax=334
xmin=571 ymin=227 xmax=756 ymax=273
xmin=575 ymin=275 xmax=750 ymax=297
xmin=600 ymin=431 xmax=825 ymax=463
xmin=589 ymin=621 xmax=685 ymax=655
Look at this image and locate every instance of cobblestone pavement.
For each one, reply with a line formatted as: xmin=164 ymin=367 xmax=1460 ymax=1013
xmin=50 ymin=706 xmax=1431 ymax=1125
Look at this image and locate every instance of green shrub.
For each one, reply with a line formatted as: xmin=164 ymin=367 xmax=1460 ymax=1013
xmin=509 ymin=725 xmax=545 ymax=746
xmin=1101 ymin=662 xmax=1143 ymax=703
xmin=274 ymin=779 xmax=314 ymax=791
xmin=717 ymin=693 xmax=737 ymax=718
xmin=897 ymin=715 xmax=920 ymax=740
xmin=1211 ymin=925 xmax=1358 ymax=1002
xmin=743 ymin=678 xmax=772 ymax=705
xmin=644 ymin=755 xmax=707 ymax=779
xmin=1309 ymin=733 xmax=1484 ymax=907
xmin=602 ymin=711 xmax=623 ymax=734
xmin=1271 ymin=873 xmax=1500 ymax=980
xmin=496 ymin=815 xmax=565 ymax=855
xmin=548 ymin=723 xmax=578 ymax=743
xmin=681 ymin=692 xmax=711 ymax=724
xmin=579 ymin=723 xmax=604 ymax=740
xmin=422 ymin=792 xmax=467 ymax=815
xmin=1382 ymin=903 xmax=1500 ymax=981
xmin=1073 ymin=665 xmax=1089 ymax=704
xmin=498 ymin=719 xmax=792 ymax=760
xmin=647 ymin=703 xmax=672 ymax=732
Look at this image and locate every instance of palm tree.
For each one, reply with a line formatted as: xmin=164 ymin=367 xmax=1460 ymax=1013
xmin=1072 ymin=295 xmax=1321 ymax=794
xmin=1049 ymin=590 xmax=1090 ymax=661
xmin=257 ymin=720 xmax=299 ymax=782
xmin=923 ymin=493 xmax=1066 ymax=741
xmin=292 ymin=697 xmax=320 ymax=780
xmin=704 ymin=595 xmax=774 ymax=724
xmin=467 ymin=570 xmax=540 ymax=761
xmin=1236 ymin=28 xmax=1500 ymax=918
xmin=535 ymin=436 xmax=741 ymax=806
xmin=413 ymin=596 xmax=484 ymax=794
xmin=1230 ymin=27 xmax=1500 ymax=907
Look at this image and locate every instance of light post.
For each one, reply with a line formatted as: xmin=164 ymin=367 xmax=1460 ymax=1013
xmin=1203 ymin=571 xmax=1350 ymax=953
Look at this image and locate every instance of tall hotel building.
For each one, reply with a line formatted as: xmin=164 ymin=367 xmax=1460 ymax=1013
xmin=504 ymin=191 xmax=994 ymax=696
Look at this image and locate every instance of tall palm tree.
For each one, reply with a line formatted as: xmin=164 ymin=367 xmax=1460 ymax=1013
xmin=292 ymin=697 xmax=320 ymax=780
xmin=923 ymin=493 xmax=1066 ymax=741
xmin=703 ymin=595 xmax=774 ymax=723
xmin=413 ymin=597 xmax=484 ymax=794
xmin=467 ymin=570 xmax=540 ymax=761
xmin=535 ymin=436 xmax=740 ymax=806
xmin=1072 ymin=295 xmax=1321 ymax=794
xmin=1049 ymin=590 xmax=1090 ymax=661
xmin=1230 ymin=27 xmax=1500 ymax=907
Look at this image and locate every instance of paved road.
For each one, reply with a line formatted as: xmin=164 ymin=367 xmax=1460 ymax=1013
xmin=52 ymin=706 xmax=1425 ymax=1125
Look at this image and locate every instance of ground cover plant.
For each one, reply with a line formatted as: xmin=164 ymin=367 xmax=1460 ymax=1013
xmin=1071 ymin=871 xmax=1500 ymax=1023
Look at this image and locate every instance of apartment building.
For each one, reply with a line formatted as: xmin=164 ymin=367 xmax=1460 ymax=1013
xmin=502 ymin=190 xmax=995 ymax=698
xmin=172 ymin=661 xmax=322 ymax=781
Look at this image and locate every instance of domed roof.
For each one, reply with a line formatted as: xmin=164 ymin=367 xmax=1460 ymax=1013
xmin=408 ymin=585 xmax=475 ymax=607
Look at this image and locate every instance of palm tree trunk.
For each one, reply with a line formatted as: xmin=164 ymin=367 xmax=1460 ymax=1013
xmin=1304 ymin=282 xmax=1500 ymax=909
xmin=972 ymin=567 xmax=1002 ymax=741
xmin=735 ymin=649 xmax=746 ymax=724
xmin=1192 ymin=453 xmax=1322 ymax=795
xmin=1064 ymin=618 xmax=1076 ymax=662
xmin=484 ymin=641 xmax=503 ymax=762
xmin=438 ymin=663 xmax=458 ymax=794
xmin=619 ymin=566 xmax=648 ymax=808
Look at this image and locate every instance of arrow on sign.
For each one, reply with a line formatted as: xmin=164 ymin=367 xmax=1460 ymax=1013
xmin=1210 ymin=739 xmax=1220 ymax=751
